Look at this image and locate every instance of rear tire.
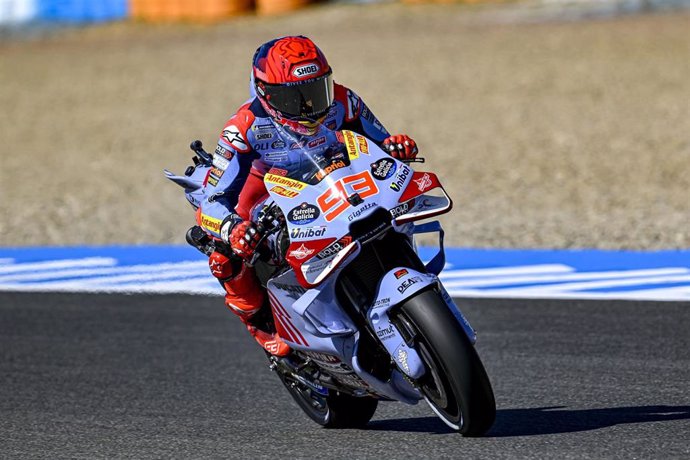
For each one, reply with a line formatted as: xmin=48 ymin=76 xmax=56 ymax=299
xmin=398 ymin=289 xmax=496 ymax=436
xmin=276 ymin=371 xmax=378 ymax=428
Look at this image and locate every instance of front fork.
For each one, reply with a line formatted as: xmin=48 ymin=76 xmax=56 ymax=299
xmin=367 ymin=221 xmax=477 ymax=380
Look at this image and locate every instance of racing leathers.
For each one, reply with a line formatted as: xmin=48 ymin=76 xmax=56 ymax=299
xmin=196 ymin=83 xmax=403 ymax=356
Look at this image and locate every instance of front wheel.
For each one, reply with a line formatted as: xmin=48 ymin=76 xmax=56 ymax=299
xmin=397 ymin=289 xmax=496 ymax=436
xmin=275 ymin=370 xmax=378 ymax=428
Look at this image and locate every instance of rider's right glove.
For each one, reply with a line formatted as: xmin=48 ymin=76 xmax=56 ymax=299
xmin=225 ymin=220 xmax=265 ymax=260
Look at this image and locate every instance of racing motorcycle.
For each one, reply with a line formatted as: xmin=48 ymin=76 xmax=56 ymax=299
xmin=165 ymin=124 xmax=496 ymax=436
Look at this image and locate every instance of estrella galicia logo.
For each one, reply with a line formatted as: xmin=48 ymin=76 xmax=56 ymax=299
xmin=370 ymin=158 xmax=397 ymax=181
xmin=288 ymin=202 xmax=320 ymax=225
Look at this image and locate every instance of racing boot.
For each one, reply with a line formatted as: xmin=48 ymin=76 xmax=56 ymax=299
xmin=208 ymin=251 xmax=290 ymax=357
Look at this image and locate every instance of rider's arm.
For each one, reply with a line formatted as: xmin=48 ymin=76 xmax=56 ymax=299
xmin=197 ymin=113 xmax=258 ymax=240
xmin=334 ymin=84 xmax=391 ymax=144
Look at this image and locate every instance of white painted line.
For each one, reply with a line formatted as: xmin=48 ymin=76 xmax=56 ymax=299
xmin=30 ymin=271 xmax=210 ymax=289
xmin=438 ymin=264 xmax=573 ymax=279
xmin=0 ymin=279 xmax=224 ymax=295
xmin=498 ymin=275 xmax=690 ymax=293
xmin=0 ymin=258 xmax=117 ymax=275
xmin=445 ymin=288 xmax=690 ymax=302
xmin=614 ymin=286 xmax=690 ymax=301
xmin=0 ymin=261 xmax=208 ymax=283
xmin=440 ymin=268 xmax=690 ymax=288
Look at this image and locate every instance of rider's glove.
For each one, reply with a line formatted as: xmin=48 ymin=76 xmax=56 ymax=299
xmin=383 ymin=134 xmax=418 ymax=160
xmin=228 ymin=220 xmax=265 ymax=260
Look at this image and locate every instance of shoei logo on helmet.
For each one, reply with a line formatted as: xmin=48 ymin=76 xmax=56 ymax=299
xmin=292 ymin=63 xmax=320 ymax=79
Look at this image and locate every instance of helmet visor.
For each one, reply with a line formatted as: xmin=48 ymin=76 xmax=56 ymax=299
xmin=261 ymin=73 xmax=334 ymax=119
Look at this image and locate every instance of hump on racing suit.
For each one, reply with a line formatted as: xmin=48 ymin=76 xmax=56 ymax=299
xmin=191 ymin=83 xmax=391 ymax=239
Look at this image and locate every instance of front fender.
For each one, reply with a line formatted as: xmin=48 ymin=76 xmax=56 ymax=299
xmin=367 ymin=267 xmax=438 ymax=379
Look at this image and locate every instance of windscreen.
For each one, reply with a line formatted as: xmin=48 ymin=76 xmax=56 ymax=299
xmin=260 ymin=124 xmax=351 ymax=186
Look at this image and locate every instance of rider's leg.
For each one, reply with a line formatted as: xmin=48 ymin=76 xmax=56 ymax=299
xmin=234 ymin=168 xmax=268 ymax=221
xmin=208 ymin=251 xmax=290 ymax=357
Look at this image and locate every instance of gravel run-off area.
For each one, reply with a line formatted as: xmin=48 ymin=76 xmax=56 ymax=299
xmin=0 ymin=4 xmax=688 ymax=249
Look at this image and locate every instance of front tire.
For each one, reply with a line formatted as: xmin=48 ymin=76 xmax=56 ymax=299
xmin=398 ymin=289 xmax=496 ymax=436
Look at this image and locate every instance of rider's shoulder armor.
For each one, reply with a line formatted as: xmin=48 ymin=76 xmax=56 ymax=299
xmin=218 ymin=102 xmax=255 ymax=154
xmin=333 ymin=83 xmax=361 ymax=123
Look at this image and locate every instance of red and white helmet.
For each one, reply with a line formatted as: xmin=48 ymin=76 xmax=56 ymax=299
xmin=252 ymin=36 xmax=334 ymax=134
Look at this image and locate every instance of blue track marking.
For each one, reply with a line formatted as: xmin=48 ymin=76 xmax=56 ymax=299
xmin=0 ymin=246 xmax=688 ymax=301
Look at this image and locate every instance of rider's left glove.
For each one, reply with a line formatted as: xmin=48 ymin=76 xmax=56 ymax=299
xmin=227 ymin=220 xmax=265 ymax=260
xmin=383 ymin=134 xmax=418 ymax=160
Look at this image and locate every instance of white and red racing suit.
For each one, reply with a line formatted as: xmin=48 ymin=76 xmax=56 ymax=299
xmin=196 ymin=83 xmax=393 ymax=355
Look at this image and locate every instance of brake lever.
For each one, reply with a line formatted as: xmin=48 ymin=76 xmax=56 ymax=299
xmin=246 ymin=203 xmax=282 ymax=268
xmin=402 ymin=157 xmax=425 ymax=164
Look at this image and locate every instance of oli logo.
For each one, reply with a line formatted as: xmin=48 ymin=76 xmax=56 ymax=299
xmin=292 ymin=63 xmax=320 ymax=79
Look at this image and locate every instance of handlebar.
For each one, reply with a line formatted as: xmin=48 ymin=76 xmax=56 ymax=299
xmin=189 ymin=140 xmax=213 ymax=166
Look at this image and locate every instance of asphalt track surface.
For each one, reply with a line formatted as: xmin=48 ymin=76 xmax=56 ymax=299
xmin=1 ymin=293 xmax=688 ymax=459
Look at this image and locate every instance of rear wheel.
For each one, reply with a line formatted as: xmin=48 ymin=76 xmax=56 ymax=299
xmin=397 ymin=289 xmax=496 ymax=436
xmin=275 ymin=371 xmax=378 ymax=428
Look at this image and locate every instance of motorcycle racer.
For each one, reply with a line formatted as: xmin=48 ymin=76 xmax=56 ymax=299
xmin=192 ymin=36 xmax=419 ymax=357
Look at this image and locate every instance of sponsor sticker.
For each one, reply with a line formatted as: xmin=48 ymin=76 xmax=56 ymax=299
xmin=397 ymin=276 xmax=423 ymax=294
xmin=289 ymin=243 xmax=315 ymax=260
xmin=316 ymin=235 xmax=352 ymax=259
xmin=288 ymin=202 xmax=320 ymax=225
xmin=212 ymin=155 xmax=230 ymax=171
xmin=200 ymin=214 xmax=222 ymax=233
xmin=370 ymin=158 xmax=397 ymax=181
xmin=373 ymin=297 xmax=390 ymax=308
xmin=343 ymin=131 xmax=359 ymax=160
xmin=265 ymin=151 xmax=288 ymax=162
xmin=397 ymin=349 xmax=410 ymax=373
xmin=308 ymin=136 xmax=326 ymax=148
xmin=292 ymin=63 xmax=320 ymax=79
xmin=347 ymin=201 xmax=376 ymax=222
xmin=290 ymin=226 xmax=327 ymax=240
xmin=377 ymin=324 xmax=395 ymax=341
xmin=390 ymin=165 xmax=411 ymax=192
xmin=270 ymin=186 xmax=300 ymax=199
xmin=221 ymin=125 xmax=248 ymax=152
xmin=356 ymin=135 xmax=369 ymax=154
xmin=268 ymin=167 xmax=288 ymax=177
xmin=390 ymin=200 xmax=413 ymax=218
xmin=414 ymin=173 xmax=433 ymax=192
xmin=394 ymin=268 xmax=409 ymax=279
xmin=214 ymin=145 xmax=232 ymax=159
xmin=316 ymin=160 xmax=347 ymax=181
xmin=271 ymin=139 xmax=286 ymax=149
xmin=265 ymin=174 xmax=306 ymax=191
xmin=256 ymin=132 xmax=273 ymax=140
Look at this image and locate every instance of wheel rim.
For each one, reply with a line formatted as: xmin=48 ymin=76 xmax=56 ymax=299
xmin=292 ymin=380 xmax=328 ymax=413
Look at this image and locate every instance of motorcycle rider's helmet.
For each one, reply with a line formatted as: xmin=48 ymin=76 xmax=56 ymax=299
xmin=252 ymin=36 xmax=333 ymax=135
